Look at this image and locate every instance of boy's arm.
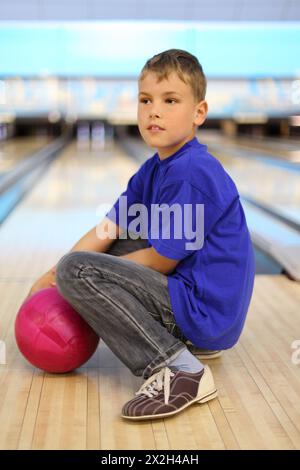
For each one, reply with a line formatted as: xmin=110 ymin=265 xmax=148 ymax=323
xmin=120 ymin=246 xmax=179 ymax=275
xmin=69 ymin=217 xmax=122 ymax=253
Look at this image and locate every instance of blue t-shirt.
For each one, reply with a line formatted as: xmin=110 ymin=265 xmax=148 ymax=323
xmin=106 ymin=136 xmax=255 ymax=350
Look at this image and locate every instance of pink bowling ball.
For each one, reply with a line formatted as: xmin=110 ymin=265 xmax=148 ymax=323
xmin=15 ymin=287 xmax=99 ymax=373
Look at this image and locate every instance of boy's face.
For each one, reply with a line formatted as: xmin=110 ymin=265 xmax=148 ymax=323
xmin=137 ymin=71 xmax=208 ymax=160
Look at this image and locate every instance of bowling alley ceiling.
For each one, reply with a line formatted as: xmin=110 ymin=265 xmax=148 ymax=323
xmin=0 ymin=0 xmax=300 ymax=21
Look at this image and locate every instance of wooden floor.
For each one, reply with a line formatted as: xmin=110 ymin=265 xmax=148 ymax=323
xmin=0 ymin=141 xmax=300 ymax=450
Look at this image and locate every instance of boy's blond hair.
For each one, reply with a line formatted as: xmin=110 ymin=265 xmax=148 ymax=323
xmin=139 ymin=49 xmax=207 ymax=103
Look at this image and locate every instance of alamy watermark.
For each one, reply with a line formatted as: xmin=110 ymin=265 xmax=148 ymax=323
xmin=291 ymin=340 xmax=300 ymax=365
xmin=96 ymin=197 xmax=205 ymax=251
xmin=0 ymin=340 xmax=6 ymax=365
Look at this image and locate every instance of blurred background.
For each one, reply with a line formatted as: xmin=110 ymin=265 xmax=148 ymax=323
xmin=0 ymin=1 xmax=300 ymax=279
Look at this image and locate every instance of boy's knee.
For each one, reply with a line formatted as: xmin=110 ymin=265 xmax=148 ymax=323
xmin=56 ymin=252 xmax=84 ymax=282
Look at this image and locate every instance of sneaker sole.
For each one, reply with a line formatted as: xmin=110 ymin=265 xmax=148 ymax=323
xmin=195 ymin=351 xmax=223 ymax=360
xmin=121 ymin=389 xmax=218 ymax=421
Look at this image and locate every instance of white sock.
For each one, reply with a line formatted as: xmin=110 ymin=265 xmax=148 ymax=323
xmin=167 ymin=348 xmax=204 ymax=373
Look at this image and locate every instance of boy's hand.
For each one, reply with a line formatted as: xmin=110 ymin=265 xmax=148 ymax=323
xmin=24 ymin=267 xmax=56 ymax=302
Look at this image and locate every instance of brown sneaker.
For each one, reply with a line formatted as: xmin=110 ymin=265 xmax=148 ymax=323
xmin=121 ymin=365 xmax=217 ymax=421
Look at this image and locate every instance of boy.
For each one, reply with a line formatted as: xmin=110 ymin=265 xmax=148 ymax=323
xmin=28 ymin=49 xmax=255 ymax=420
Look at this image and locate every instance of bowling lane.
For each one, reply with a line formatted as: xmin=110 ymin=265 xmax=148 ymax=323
xmin=231 ymin=134 xmax=300 ymax=163
xmin=202 ymin=129 xmax=300 ymax=162
xmin=0 ymin=135 xmax=52 ymax=177
xmin=198 ymin=130 xmax=300 ymax=227
xmin=0 ymin=139 xmax=139 ymax=281
xmin=238 ymin=136 xmax=300 ymax=162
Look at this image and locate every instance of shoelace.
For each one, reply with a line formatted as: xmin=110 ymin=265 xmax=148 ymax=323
xmin=135 ymin=366 xmax=175 ymax=405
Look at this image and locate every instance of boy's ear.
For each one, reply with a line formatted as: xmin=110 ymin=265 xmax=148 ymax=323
xmin=194 ymin=100 xmax=208 ymax=126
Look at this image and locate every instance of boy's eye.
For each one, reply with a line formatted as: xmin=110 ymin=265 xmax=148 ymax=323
xmin=139 ymin=98 xmax=177 ymax=104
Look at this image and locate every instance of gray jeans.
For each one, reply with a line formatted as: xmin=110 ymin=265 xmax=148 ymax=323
xmin=55 ymin=234 xmax=188 ymax=379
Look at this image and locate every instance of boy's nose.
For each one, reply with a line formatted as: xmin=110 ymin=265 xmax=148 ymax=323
xmin=149 ymin=111 xmax=161 ymax=118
